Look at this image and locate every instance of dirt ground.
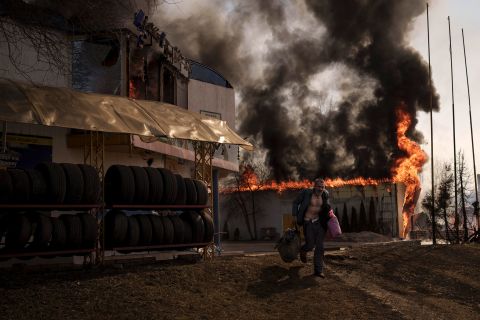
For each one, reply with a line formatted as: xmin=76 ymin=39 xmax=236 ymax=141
xmin=0 ymin=242 xmax=479 ymax=320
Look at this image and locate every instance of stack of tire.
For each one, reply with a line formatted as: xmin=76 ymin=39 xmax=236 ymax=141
xmin=0 ymin=162 xmax=100 ymax=259
xmin=0 ymin=212 xmax=97 ymax=258
xmin=105 ymin=165 xmax=209 ymax=206
xmin=0 ymin=162 xmax=101 ymax=204
xmin=104 ymin=210 xmax=214 ymax=250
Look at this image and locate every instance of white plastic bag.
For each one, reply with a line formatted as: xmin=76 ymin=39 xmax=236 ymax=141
xmin=328 ymin=209 xmax=342 ymax=238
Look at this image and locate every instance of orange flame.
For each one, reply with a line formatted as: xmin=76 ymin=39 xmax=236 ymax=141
xmin=391 ymin=104 xmax=427 ymax=237
xmin=224 ymin=104 xmax=427 ymax=239
xmin=224 ymin=172 xmax=391 ymax=194
xmin=129 ymin=80 xmax=138 ymax=99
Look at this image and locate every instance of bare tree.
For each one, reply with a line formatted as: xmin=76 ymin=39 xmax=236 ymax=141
xmin=0 ymin=0 xmax=161 ymax=81
xmin=426 ymin=156 xmax=475 ymax=244
xmin=437 ymin=163 xmax=455 ymax=242
xmin=223 ymin=160 xmax=269 ymax=240
xmin=421 ymin=162 xmax=457 ymax=243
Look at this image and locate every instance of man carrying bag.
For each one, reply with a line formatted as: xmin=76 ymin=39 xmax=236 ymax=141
xmin=291 ymin=178 xmax=331 ymax=278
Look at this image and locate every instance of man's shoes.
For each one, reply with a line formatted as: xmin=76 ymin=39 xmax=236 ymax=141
xmin=314 ymin=271 xmax=325 ymax=278
xmin=299 ymin=250 xmax=307 ymax=263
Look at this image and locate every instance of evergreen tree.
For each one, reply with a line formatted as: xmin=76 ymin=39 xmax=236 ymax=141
xmin=350 ymin=206 xmax=359 ymax=232
xmin=359 ymin=201 xmax=368 ymax=231
xmin=457 ymin=151 xmax=472 ymax=242
xmin=341 ymin=203 xmax=350 ymax=232
xmin=436 ymin=163 xmax=454 ymax=242
xmin=378 ymin=206 xmax=385 ymax=234
xmin=368 ymin=197 xmax=377 ymax=232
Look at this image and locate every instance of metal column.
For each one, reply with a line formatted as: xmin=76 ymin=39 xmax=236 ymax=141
xmin=192 ymin=141 xmax=219 ymax=260
xmin=1 ymin=121 xmax=6 ymax=154
xmin=212 ymin=169 xmax=220 ymax=252
xmin=83 ymin=130 xmax=105 ymax=265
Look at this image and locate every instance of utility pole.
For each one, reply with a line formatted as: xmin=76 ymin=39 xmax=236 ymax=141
xmin=448 ymin=17 xmax=459 ymax=243
xmin=461 ymin=29 xmax=479 ymax=235
xmin=427 ymin=3 xmax=436 ymax=244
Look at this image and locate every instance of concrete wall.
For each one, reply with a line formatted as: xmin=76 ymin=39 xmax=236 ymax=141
xmin=188 ymin=79 xmax=235 ymax=126
xmin=176 ymin=78 xmax=188 ymax=108
xmin=187 ymin=78 xmax=239 ymax=171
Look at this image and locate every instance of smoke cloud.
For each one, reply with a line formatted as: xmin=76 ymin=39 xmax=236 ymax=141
xmin=152 ymin=0 xmax=439 ymax=181
xmin=154 ymin=1 xmax=440 ymax=180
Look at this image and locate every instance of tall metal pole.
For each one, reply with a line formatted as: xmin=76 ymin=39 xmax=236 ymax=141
xmin=448 ymin=17 xmax=459 ymax=242
xmin=213 ymin=168 xmax=221 ymax=253
xmin=1 ymin=121 xmax=6 ymax=153
xmin=427 ymin=3 xmax=436 ymax=244
xmin=461 ymin=29 xmax=479 ymax=231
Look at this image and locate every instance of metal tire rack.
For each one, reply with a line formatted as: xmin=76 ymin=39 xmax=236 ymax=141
xmin=0 ymin=204 xmax=102 ymax=266
xmin=0 ymin=125 xmax=102 ymax=266
xmin=105 ymin=204 xmax=212 ymax=254
xmin=81 ymin=132 xmax=219 ymax=263
xmin=1 ymin=123 xmax=227 ymax=267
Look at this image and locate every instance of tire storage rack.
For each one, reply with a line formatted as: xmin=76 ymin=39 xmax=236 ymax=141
xmin=103 ymin=165 xmax=215 ymax=258
xmin=1 ymin=126 xmax=222 ymax=266
xmin=0 ymin=162 xmax=102 ymax=266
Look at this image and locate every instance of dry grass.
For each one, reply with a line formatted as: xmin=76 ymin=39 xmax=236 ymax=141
xmin=1 ymin=242 xmax=479 ymax=319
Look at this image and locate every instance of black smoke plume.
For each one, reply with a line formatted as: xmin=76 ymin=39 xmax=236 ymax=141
xmin=154 ymin=0 xmax=440 ymax=181
xmin=3 ymin=0 xmax=440 ymax=181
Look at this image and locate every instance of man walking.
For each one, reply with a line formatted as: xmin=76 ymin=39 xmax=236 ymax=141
xmin=292 ymin=178 xmax=331 ymax=278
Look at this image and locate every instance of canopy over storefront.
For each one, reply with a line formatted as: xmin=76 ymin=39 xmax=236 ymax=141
xmin=0 ymin=78 xmax=253 ymax=150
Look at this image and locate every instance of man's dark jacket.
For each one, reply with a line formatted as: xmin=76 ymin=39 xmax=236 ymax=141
xmin=292 ymin=189 xmax=331 ymax=230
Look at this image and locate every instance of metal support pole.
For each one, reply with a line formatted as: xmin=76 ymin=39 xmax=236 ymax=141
xmin=448 ymin=17 xmax=459 ymax=243
xmin=427 ymin=3 xmax=436 ymax=244
xmin=1 ymin=121 xmax=7 ymax=154
xmin=212 ymin=169 xmax=220 ymax=252
xmin=393 ymin=183 xmax=398 ymax=237
xmin=193 ymin=141 xmax=219 ymax=260
xmin=461 ymin=29 xmax=480 ymax=231
xmin=83 ymin=130 xmax=105 ymax=264
xmin=1 ymin=120 xmax=7 ymax=155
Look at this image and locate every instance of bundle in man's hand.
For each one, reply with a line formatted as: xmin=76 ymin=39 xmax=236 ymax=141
xmin=275 ymin=228 xmax=301 ymax=263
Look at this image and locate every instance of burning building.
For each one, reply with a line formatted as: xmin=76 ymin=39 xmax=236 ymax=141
xmin=220 ymin=104 xmax=426 ymax=241
xmin=220 ymin=181 xmax=408 ymax=241
xmin=147 ymin=1 xmax=436 ymax=241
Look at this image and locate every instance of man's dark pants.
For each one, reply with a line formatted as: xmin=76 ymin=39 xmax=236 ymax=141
xmin=301 ymin=220 xmax=326 ymax=273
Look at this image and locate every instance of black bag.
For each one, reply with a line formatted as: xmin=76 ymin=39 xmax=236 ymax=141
xmin=275 ymin=228 xmax=300 ymax=263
